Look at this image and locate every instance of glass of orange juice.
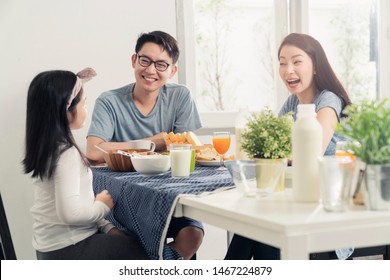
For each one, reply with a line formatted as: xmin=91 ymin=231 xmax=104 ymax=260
xmin=335 ymin=140 xmax=365 ymax=205
xmin=335 ymin=141 xmax=360 ymax=160
xmin=212 ymin=131 xmax=231 ymax=170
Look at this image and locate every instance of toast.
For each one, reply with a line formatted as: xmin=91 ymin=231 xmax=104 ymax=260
xmin=196 ymin=147 xmax=235 ymax=161
xmin=163 ymin=131 xmax=203 ymax=147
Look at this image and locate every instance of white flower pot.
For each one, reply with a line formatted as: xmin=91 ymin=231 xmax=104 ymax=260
xmin=255 ymin=158 xmax=287 ymax=196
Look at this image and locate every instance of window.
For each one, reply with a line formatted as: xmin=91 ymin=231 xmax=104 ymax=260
xmin=176 ymin=0 xmax=390 ymax=129
xmin=194 ymin=0 xmax=276 ymax=112
xmin=308 ymin=0 xmax=379 ymax=101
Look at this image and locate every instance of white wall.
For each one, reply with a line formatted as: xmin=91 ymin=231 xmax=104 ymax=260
xmin=0 ymin=0 xmax=178 ymax=259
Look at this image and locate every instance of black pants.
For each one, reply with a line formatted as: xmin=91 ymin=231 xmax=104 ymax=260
xmin=225 ymin=234 xmax=280 ymax=260
xmin=36 ymin=232 xmax=148 ymax=260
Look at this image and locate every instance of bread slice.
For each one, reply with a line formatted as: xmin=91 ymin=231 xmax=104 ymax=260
xmin=184 ymin=131 xmax=203 ymax=146
xmin=196 ymin=148 xmax=235 ymax=161
xmin=163 ymin=131 xmax=203 ymax=147
xmin=196 ymin=149 xmax=218 ymax=161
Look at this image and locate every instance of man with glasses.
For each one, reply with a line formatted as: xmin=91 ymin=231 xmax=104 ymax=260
xmin=86 ymin=31 xmax=203 ymax=260
xmin=87 ymin=30 xmax=201 ymax=161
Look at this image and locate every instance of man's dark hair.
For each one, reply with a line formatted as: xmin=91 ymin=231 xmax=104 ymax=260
xmin=135 ymin=31 xmax=180 ymax=64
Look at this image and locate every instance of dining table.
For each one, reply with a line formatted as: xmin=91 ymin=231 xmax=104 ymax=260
xmin=92 ymin=165 xmax=235 ymax=260
xmin=175 ymin=187 xmax=390 ymax=259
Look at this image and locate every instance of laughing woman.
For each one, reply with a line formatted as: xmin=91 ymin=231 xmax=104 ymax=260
xmin=225 ymin=33 xmax=352 ymax=260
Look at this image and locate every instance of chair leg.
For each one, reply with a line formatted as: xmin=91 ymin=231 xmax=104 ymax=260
xmin=0 ymin=242 xmax=5 ymax=260
xmin=0 ymin=192 xmax=17 ymax=260
xmin=384 ymin=245 xmax=390 ymax=260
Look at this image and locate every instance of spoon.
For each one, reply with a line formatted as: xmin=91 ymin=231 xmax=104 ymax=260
xmin=94 ymin=145 xmax=108 ymax=154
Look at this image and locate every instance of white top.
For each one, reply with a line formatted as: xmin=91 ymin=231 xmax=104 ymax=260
xmin=30 ymin=147 xmax=112 ymax=252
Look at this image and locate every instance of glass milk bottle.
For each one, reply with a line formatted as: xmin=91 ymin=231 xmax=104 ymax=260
xmin=292 ymin=104 xmax=322 ymax=202
xmin=235 ymin=107 xmax=249 ymax=160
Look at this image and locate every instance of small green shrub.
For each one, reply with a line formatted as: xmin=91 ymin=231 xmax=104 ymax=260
xmin=241 ymin=108 xmax=293 ymax=159
xmin=336 ymin=99 xmax=390 ymax=164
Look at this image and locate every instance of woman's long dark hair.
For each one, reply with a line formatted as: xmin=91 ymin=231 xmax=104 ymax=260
xmin=278 ymin=33 xmax=352 ymax=109
xmin=23 ymin=70 xmax=87 ymax=179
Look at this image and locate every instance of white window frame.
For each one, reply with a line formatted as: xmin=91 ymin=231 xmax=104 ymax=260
xmin=176 ymin=0 xmax=390 ymax=132
xmin=378 ymin=0 xmax=390 ymax=99
xmin=291 ymin=0 xmax=390 ymax=100
xmin=176 ymin=0 xmax=289 ymax=132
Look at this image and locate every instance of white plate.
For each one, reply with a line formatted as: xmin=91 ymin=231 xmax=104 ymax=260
xmin=196 ymin=159 xmax=223 ymax=167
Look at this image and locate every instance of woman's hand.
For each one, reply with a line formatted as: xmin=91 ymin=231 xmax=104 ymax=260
xmin=95 ymin=189 xmax=114 ymax=209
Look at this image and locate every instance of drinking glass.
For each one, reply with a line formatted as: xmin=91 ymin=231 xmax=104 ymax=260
xmin=212 ymin=131 xmax=231 ymax=170
xmin=318 ymin=156 xmax=354 ymax=212
xmin=336 ymin=140 xmax=365 ymax=205
xmin=335 ymin=141 xmax=359 ymax=160
xmin=170 ymin=144 xmax=192 ymax=179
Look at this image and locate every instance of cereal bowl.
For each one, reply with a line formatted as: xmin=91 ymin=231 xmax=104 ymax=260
xmin=131 ymin=154 xmax=171 ymax=176
xmin=103 ymin=149 xmax=148 ymax=172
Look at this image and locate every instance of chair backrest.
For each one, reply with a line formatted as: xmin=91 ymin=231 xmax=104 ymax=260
xmin=0 ymin=192 xmax=17 ymax=260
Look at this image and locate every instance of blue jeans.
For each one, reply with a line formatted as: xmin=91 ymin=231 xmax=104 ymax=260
xmin=225 ymin=234 xmax=280 ymax=260
xmin=167 ymin=217 xmax=204 ymax=238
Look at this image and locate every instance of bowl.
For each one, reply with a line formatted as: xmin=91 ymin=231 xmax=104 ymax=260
xmin=103 ymin=149 xmax=149 ymax=172
xmin=226 ymin=160 xmax=285 ymax=197
xmin=131 ymin=154 xmax=171 ymax=176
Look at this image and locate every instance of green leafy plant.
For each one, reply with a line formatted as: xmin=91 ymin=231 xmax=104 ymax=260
xmin=241 ymin=108 xmax=293 ymax=159
xmin=336 ymin=99 xmax=390 ymax=164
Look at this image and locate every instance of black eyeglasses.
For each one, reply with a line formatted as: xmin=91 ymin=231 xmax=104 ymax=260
xmin=137 ymin=55 xmax=171 ymax=72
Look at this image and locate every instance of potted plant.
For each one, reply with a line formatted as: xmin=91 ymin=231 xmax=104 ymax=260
xmin=240 ymin=108 xmax=293 ymax=192
xmin=336 ymin=99 xmax=390 ymax=210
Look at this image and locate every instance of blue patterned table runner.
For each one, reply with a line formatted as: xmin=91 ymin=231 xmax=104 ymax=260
xmin=92 ymin=166 xmax=234 ymax=259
